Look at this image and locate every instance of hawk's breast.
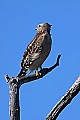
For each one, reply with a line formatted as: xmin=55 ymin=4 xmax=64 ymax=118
xmin=29 ymin=33 xmax=52 ymax=71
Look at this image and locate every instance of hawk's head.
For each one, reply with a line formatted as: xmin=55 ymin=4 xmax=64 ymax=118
xmin=35 ymin=23 xmax=52 ymax=33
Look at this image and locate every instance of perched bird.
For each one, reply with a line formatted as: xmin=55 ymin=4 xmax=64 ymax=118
xmin=17 ymin=23 xmax=52 ymax=77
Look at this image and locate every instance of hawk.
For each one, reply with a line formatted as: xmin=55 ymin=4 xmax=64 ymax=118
xmin=17 ymin=23 xmax=52 ymax=77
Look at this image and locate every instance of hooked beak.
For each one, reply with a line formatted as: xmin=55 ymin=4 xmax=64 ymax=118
xmin=50 ymin=24 xmax=52 ymax=27
xmin=35 ymin=27 xmax=37 ymax=30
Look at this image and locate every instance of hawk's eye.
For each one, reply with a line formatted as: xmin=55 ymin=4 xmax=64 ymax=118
xmin=38 ymin=25 xmax=41 ymax=27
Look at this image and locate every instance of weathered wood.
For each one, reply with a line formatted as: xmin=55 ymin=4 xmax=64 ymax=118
xmin=9 ymin=79 xmax=20 ymax=120
xmin=5 ymin=76 xmax=20 ymax=120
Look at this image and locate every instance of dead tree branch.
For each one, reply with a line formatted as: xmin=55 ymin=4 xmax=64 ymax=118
xmin=18 ymin=54 xmax=61 ymax=86
xmin=5 ymin=76 xmax=20 ymax=120
xmin=5 ymin=55 xmax=61 ymax=120
xmin=5 ymin=54 xmax=80 ymax=120
xmin=46 ymin=76 xmax=80 ymax=120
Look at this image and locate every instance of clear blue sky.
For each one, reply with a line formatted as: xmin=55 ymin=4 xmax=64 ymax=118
xmin=0 ymin=0 xmax=80 ymax=120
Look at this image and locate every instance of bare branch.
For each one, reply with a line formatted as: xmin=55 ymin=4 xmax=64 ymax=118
xmin=18 ymin=54 xmax=61 ymax=86
xmin=46 ymin=76 xmax=80 ymax=120
xmin=5 ymin=54 xmax=61 ymax=120
xmin=5 ymin=55 xmax=61 ymax=86
xmin=5 ymin=77 xmax=20 ymax=120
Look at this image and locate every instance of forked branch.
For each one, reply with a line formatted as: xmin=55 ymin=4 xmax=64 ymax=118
xmin=5 ymin=55 xmax=61 ymax=120
xmin=5 ymin=55 xmax=61 ymax=86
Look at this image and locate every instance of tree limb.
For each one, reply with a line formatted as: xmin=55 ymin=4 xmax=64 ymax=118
xmin=5 ymin=54 xmax=61 ymax=120
xmin=18 ymin=54 xmax=61 ymax=86
xmin=4 ymin=77 xmax=20 ymax=120
xmin=5 ymin=55 xmax=61 ymax=86
xmin=46 ymin=76 xmax=80 ymax=120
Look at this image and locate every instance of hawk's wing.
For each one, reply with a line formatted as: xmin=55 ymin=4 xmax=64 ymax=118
xmin=21 ymin=32 xmax=47 ymax=69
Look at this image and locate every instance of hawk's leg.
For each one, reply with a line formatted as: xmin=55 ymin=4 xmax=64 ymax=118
xmin=35 ymin=69 xmax=42 ymax=77
xmin=40 ymin=66 xmax=42 ymax=70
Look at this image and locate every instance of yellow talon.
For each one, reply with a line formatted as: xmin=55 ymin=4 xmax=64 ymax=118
xmin=36 ymin=69 xmax=41 ymax=77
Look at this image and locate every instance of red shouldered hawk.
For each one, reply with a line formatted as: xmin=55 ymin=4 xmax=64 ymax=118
xmin=17 ymin=23 xmax=52 ymax=77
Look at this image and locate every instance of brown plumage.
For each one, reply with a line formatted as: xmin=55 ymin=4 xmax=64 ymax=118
xmin=17 ymin=23 xmax=52 ymax=77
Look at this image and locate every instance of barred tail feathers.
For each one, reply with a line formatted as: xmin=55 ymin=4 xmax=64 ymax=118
xmin=17 ymin=68 xmax=28 ymax=77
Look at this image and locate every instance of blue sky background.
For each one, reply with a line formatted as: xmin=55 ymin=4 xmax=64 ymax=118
xmin=0 ymin=0 xmax=80 ymax=120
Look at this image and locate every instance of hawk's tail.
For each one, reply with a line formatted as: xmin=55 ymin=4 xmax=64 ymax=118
xmin=17 ymin=68 xmax=28 ymax=77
